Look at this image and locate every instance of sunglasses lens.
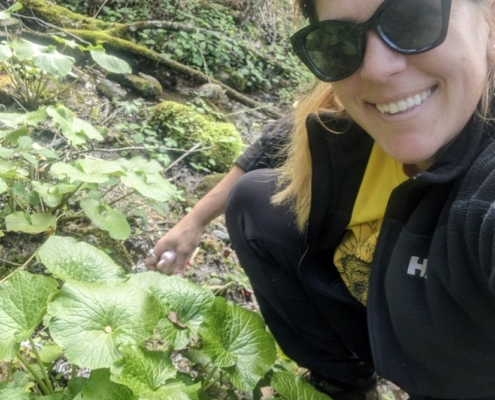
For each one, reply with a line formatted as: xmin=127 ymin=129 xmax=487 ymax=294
xmin=380 ymin=0 xmax=445 ymax=51
xmin=303 ymin=23 xmax=362 ymax=81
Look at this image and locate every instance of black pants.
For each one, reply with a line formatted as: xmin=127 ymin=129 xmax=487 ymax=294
xmin=225 ymin=169 xmax=376 ymax=392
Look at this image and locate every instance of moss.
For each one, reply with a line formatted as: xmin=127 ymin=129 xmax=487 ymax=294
xmin=123 ymin=74 xmax=162 ymax=98
xmin=19 ymin=0 xmax=114 ymax=30
xmin=150 ymin=101 xmax=244 ymax=172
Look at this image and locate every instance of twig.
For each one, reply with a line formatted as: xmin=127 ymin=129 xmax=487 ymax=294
xmin=0 ymin=248 xmax=40 ymax=283
xmin=164 ymin=142 xmax=203 ymax=173
xmin=93 ymin=0 xmax=111 ymax=19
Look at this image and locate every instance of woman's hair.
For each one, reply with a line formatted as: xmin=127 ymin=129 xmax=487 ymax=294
xmin=273 ymin=0 xmax=495 ymax=232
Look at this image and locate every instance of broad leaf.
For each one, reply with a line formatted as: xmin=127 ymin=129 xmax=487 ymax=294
xmin=111 ymin=346 xmax=200 ymax=399
xmin=12 ymin=39 xmax=74 ymax=78
xmin=31 ymin=182 xmax=77 ymax=208
xmin=48 ymin=280 xmax=160 ymax=369
xmin=38 ymin=235 xmax=127 ymax=283
xmin=121 ymin=172 xmax=177 ymax=202
xmin=0 ymin=108 xmax=48 ymax=128
xmin=117 ymin=157 xmax=164 ymax=174
xmin=0 ymin=43 xmax=12 ymax=61
xmin=80 ymin=198 xmax=131 ymax=240
xmin=0 ymin=383 xmax=30 ymax=400
xmin=200 ymin=297 xmax=276 ymax=391
xmin=270 ymin=372 xmax=331 ymax=400
xmin=5 ymin=211 xmax=57 ymax=234
xmin=90 ymin=49 xmax=132 ymax=74
xmin=73 ymin=369 xmax=133 ymax=400
xmin=0 ymin=271 xmax=58 ymax=361
xmin=151 ymin=275 xmax=215 ymax=349
xmin=47 ymin=105 xmax=104 ymax=144
xmin=0 ymin=160 xmax=28 ymax=179
xmin=50 ymin=159 xmax=122 ymax=184
xmin=0 ymin=178 xmax=7 ymax=193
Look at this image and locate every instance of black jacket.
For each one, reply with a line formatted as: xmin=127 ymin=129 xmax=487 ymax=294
xmin=237 ymin=113 xmax=495 ymax=398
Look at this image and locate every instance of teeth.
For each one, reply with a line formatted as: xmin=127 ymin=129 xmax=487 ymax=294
xmin=376 ymin=89 xmax=432 ymax=114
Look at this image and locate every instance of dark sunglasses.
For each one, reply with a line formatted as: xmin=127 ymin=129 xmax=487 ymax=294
xmin=291 ymin=0 xmax=452 ymax=82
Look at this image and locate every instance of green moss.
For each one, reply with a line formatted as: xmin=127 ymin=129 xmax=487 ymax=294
xmin=150 ymin=101 xmax=244 ymax=172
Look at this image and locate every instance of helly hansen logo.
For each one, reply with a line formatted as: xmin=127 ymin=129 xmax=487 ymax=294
xmin=407 ymin=256 xmax=427 ymax=278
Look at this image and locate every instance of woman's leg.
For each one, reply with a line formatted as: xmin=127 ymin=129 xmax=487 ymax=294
xmin=225 ymin=169 xmax=376 ymax=391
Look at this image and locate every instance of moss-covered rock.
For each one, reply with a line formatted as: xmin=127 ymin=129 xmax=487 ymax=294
xmin=150 ymin=101 xmax=244 ymax=172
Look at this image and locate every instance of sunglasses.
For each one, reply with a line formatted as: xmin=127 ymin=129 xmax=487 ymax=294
xmin=291 ymin=0 xmax=452 ymax=82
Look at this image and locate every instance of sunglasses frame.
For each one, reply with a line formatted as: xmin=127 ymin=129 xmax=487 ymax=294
xmin=291 ymin=0 xmax=452 ymax=82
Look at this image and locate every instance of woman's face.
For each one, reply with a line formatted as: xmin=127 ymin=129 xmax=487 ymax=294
xmin=316 ymin=0 xmax=494 ymax=171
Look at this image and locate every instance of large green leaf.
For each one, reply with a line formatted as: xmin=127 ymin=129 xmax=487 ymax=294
xmin=0 ymin=43 xmax=12 ymax=61
xmin=117 ymin=157 xmax=164 ymax=174
xmin=0 ymin=383 xmax=30 ymax=400
xmin=200 ymin=297 xmax=276 ymax=391
xmin=0 ymin=178 xmax=7 ymax=193
xmin=0 ymin=159 xmax=28 ymax=179
xmin=0 ymin=271 xmax=58 ymax=361
xmin=48 ymin=280 xmax=160 ymax=369
xmin=121 ymin=172 xmax=177 ymax=202
xmin=90 ymin=49 xmax=132 ymax=74
xmin=50 ymin=159 xmax=122 ymax=184
xmin=46 ymin=105 xmax=104 ymax=145
xmin=73 ymin=369 xmax=133 ymax=400
xmin=270 ymin=372 xmax=331 ymax=400
xmin=151 ymin=275 xmax=215 ymax=349
xmin=31 ymin=182 xmax=77 ymax=208
xmin=80 ymin=198 xmax=131 ymax=240
xmin=12 ymin=39 xmax=74 ymax=79
xmin=38 ymin=235 xmax=127 ymax=283
xmin=5 ymin=211 xmax=57 ymax=234
xmin=111 ymin=346 xmax=200 ymax=399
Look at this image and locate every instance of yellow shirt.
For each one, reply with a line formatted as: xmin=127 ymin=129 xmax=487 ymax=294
xmin=333 ymin=143 xmax=408 ymax=305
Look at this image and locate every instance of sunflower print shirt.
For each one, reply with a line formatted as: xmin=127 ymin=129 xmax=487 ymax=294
xmin=333 ymin=143 xmax=408 ymax=305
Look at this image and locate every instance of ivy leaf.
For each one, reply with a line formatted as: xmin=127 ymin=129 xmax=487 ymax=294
xmin=48 ymin=280 xmax=160 ymax=369
xmin=50 ymin=159 xmax=122 ymax=184
xmin=73 ymin=369 xmax=133 ymax=400
xmin=200 ymin=297 xmax=276 ymax=391
xmin=5 ymin=211 xmax=57 ymax=234
xmin=151 ymin=275 xmax=215 ymax=349
xmin=111 ymin=346 xmax=200 ymax=399
xmin=270 ymin=371 xmax=331 ymax=400
xmin=0 ymin=271 xmax=58 ymax=361
xmin=38 ymin=235 xmax=127 ymax=283
xmin=90 ymin=49 xmax=132 ymax=74
xmin=80 ymin=198 xmax=131 ymax=240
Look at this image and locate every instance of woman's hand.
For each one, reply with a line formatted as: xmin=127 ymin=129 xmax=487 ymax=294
xmin=145 ymin=216 xmax=206 ymax=276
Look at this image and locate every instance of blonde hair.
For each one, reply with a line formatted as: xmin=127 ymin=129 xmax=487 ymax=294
xmin=274 ymin=0 xmax=495 ymax=232
xmin=271 ymin=82 xmax=345 ymax=230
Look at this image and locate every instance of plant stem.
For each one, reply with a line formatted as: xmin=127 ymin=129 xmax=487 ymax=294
xmin=71 ymin=364 xmax=77 ymax=381
xmin=0 ymin=248 xmax=40 ymax=283
xmin=200 ymin=365 xmax=219 ymax=393
xmin=29 ymin=337 xmax=54 ymax=393
xmin=17 ymin=352 xmax=52 ymax=395
xmin=107 ymin=189 xmax=137 ymax=206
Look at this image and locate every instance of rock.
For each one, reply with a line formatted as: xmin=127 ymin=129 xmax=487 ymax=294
xmin=198 ymin=83 xmax=225 ymax=103
xmin=123 ymin=73 xmax=163 ymax=98
xmin=96 ymin=78 xmax=127 ymax=100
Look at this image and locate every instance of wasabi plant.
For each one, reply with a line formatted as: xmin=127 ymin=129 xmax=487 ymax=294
xmin=0 ymin=235 xmax=326 ymax=399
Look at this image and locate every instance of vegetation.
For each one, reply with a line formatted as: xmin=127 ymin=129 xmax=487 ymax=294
xmin=0 ymin=0 xmax=326 ymax=398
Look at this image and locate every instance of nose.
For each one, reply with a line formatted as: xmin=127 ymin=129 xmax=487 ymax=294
xmin=359 ymin=31 xmax=408 ymax=82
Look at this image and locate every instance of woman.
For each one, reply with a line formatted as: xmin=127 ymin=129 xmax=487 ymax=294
xmin=149 ymin=0 xmax=495 ymax=398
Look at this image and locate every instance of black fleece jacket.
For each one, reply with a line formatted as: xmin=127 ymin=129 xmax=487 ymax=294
xmin=236 ymin=113 xmax=495 ymax=398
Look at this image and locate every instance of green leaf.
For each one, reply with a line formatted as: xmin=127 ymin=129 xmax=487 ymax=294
xmin=200 ymin=297 xmax=276 ymax=391
xmin=12 ymin=39 xmax=74 ymax=78
xmin=270 ymin=372 xmax=331 ymax=400
xmin=151 ymin=275 xmax=215 ymax=349
xmin=5 ymin=211 xmax=57 ymax=234
xmin=38 ymin=235 xmax=127 ymax=283
xmin=0 ymin=43 xmax=13 ymax=61
xmin=38 ymin=343 xmax=64 ymax=363
xmin=111 ymin=346 xmax=200 ymax=399
xmin=0 ymin=271 xmax=58 ymax=361
xmin=90 ymin=49 xmax=132 ymax=74
xmin=121 ymin=172 xmax=177 ymax=202
xmin=48 ymin=280 xmax=160 ymax=369
xmin=73 ymin=369 xmax=133 ymax=400
xmin=0 ymin=178 xmax=7 ymax=194
xmin=50 ymin=159 xmax=122 ymax=184
xmin=0 ymin=109 xmax=47 ymax=128
xmin=31 ymin=182 xmax=76 ymax=208
xmin=0 ymin=383 xmax=30 ymax=400
xmin=80 ymin=198 xmax=131 ymax=240
xmin=47 ymin=105 xmax=104 ymax=145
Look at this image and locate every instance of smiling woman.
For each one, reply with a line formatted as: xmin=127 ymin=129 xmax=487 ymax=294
xmin=149 ymin=0 xmax=495 ymax=398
